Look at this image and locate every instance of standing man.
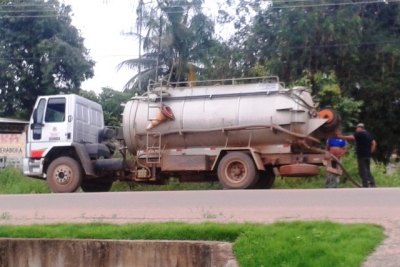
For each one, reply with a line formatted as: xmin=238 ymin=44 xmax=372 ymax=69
xmin=340 ymin=123 xmax=377 ymax=187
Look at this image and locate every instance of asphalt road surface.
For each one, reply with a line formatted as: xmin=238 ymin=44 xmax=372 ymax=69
xmin=1 ymin=188 xmax=400 ymax=266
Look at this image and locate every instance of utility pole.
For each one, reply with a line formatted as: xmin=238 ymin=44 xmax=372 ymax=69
xmin=155 ymin=15 xmax=162 ymax=82
xmin=137 ymin=0 xmax=143 ymax=91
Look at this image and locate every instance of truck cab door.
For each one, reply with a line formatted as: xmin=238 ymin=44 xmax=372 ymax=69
xmin=41 ymin=97 xmax=69 ymax=143
xmin=28 ymin=96 xmax=70 ymax=157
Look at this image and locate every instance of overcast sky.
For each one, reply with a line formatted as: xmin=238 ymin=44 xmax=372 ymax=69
xmin=63 ymin=0 xmax=138 ymax=94
xmin=62 ymin=0 xmax=228 ymax=94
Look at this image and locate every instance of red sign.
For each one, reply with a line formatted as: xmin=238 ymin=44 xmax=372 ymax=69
xmin=0 ymin=133 xmax=26 ymax=157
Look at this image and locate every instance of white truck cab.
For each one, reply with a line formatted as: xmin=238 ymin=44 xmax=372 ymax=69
xmin=23 ymin=94 xmax=115 ymax=192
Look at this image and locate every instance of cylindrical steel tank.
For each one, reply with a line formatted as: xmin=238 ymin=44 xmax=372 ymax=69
xmin=122 ymin=81 xmax=331 ymax=154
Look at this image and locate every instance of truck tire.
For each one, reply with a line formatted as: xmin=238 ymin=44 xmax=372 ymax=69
xmin=81 ymin=179 xmax=113 ymax=192
xmin=253 ymin=168 xmax=276 ymax=189
xmin=217 ymin=152 xmax=259 ymax=189
xmin=47 ymin=157 xmax=82 ymax=193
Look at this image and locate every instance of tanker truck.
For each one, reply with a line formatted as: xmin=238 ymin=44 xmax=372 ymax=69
xmin=23 ymin=76 xmax=341 ymax=193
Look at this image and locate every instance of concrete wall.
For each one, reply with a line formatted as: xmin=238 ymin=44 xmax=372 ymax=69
xmin=0 ymin=239 xmax=238 ymax=267
xmin=0 ymin=132 xmax=26 ymax=170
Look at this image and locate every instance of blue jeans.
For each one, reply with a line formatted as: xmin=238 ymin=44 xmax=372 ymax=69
xmin=325 ymin=173 xmax=340 ymax=188
xmin=357 ymin=157 xmax=376 ymax=187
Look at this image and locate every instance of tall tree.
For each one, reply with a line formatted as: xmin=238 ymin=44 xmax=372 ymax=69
xmin=0 ymin=0 xmax=94 ymax=119
xmin=230 ymin=0 xmax=400 ymax=162
xmin=119 ymin=0 xmax=218 ymax=93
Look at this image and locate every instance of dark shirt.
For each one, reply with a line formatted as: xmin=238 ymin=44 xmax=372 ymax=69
xmin=354 ymin=130 xmax=374 ymax=158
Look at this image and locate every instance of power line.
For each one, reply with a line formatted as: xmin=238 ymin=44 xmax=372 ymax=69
xmin=271 ymin=0 xmax=400 ymax=8
xmin=270 ymin=0 xmax=386 ymax=3
xmin=269 ymin=40 xmax=400 ymax=50
xmin=0 ymin=0 xmax=397 ymax=19
xmin=138 ymin=0 xmax=398 ymax=11
xmin=0 ymin=0 xmax=394 ymax=9
xmin=0 ymin=9 xmax=57 ymax=13
xmin=0 ymin=53 xmax=140 ymax=61
xmin=147 ymin=1 xmax=400 ymax=15
xmin=0 ymin=15 xmax=69 ymax=19
xmin=0 ymin=7 xmax=65 ymax=19
xmin=0 ymin=38 xmax=399 ymax=62
xmin=0 ymin=3 xmax=57 ymax=7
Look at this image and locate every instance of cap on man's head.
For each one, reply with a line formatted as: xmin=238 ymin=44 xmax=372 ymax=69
xmin=356 ymin=123 xmax=365 ymax=129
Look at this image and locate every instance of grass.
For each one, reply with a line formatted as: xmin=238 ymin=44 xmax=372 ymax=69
xmin=1 ymin=150 xmax=400 ymax=193
xmin=111 ymin=177 xmax=222 ymax=192
xmin=0 ymin=167 xmax=50 ymax=194
xmin=0 ymin=221 xmax=384 ymax=267
xmin=233 ymin=222 xmax=383 ymax=267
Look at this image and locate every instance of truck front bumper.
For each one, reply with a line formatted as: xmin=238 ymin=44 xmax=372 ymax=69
xmin=23 ymin=158 xmax=45 ymax=179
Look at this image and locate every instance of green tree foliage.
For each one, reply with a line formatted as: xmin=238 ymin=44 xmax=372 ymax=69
xmin=228 ymin=0 xmax=400 ymax=162
xmin=295 ymin=71 xmax=363 ymax=131
xmin=78 ymin=89 xmax=98 ymax=103
xmin=79 ymin=88 xmax=131 ymax=127
xmin=0 ymin=0 xmax=94 ymax=119
xmin=119 ymin=0 xmax=220 ymax=93
xmin=98 ymin=88 xmax=131 ymax=126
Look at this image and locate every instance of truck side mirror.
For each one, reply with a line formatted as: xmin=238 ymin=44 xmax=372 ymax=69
xmin=31 ymin=108 xmax=44 ymax=130
xmin=33 ymin=109 xmax=38 ymax=124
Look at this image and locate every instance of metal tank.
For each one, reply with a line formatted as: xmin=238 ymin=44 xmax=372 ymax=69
xmin=122 ymin=78 xmax=335 ymax=155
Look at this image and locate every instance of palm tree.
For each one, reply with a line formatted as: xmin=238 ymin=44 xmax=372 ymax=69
xmin=118 ymin=0 xmax=215 ymax=93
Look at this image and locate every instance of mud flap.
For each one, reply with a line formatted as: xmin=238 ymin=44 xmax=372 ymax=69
xmin=249 ymin=150 xmax=266 ymax=171
xmin=72 ymin=143 xmax=96 ymax=176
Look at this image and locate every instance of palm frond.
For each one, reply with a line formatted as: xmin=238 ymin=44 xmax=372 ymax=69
xmin=117 ymin=58 xmax=157 ymax=71
xmin=122 ymin=68 xmax=163 ymax=92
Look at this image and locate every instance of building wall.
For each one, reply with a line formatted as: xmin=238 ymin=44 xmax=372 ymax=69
xmin=0 ymin=129 xmax=26 ymax=170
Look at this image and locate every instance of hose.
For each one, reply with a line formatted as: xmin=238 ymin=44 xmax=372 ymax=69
xmin=297 ymin=140 xmax=361 ymax=188
xmin=332 ymin=155 xmax=362 ymax=188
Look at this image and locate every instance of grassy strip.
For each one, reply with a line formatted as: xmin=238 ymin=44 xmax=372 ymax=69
xmin=0 ymin=167 xmax=49 ymax=194
xmin=111 ymin=178 xmax=222 ymax=191
xmin=0 ymin=222 xmax=384 ymax=267
xmin=234 ymin=222 xmax=383 ymax=267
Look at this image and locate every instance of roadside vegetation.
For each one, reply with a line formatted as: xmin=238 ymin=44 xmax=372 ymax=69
xmin=0 ymin=167 xmax=49 ymax=194
xmin=1 ymin=150 xmax=398 ymax=194
xmin=0 ymin=221 xmax=384 ymax=267
xmin=274 ymin=150 xmax=400 ymax=189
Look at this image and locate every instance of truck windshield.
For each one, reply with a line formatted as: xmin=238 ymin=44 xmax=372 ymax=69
xmin=45 ymin=98 xmax=66 ymax=122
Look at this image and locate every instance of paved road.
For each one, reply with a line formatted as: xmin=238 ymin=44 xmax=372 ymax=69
xmin=0 ymin=188 xmax=399 ymax=266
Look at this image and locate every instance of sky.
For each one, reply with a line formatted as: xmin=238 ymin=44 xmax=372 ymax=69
xmin=63 ymin=0 xmax=139 ymax=94
xmin=62 ymin=0 xmax=228 ymax=94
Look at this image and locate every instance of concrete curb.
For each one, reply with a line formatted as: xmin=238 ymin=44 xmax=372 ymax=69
xmin=0 ymin=238 xmax=238 ymax=267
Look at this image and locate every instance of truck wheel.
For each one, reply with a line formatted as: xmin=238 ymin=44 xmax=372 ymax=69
xmin=253 ymin=168 xmax=276 ymax=189
xmin=47 ymin=157 xmax=82 ymax=193
xmin=81 ymin=179 xmax=113 ymax=192
xmin=217 ymin=152 xmax=259 ymax=189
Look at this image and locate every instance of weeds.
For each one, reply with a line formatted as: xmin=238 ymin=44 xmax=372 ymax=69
xmin=1 ymin=150 xmax=399 ymax=194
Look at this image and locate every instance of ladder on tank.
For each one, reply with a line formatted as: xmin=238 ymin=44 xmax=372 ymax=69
xmin=145 ymin=82 xmax=164 ymax=164
xmin=145 ymin=131 xmax=161 ymax=164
